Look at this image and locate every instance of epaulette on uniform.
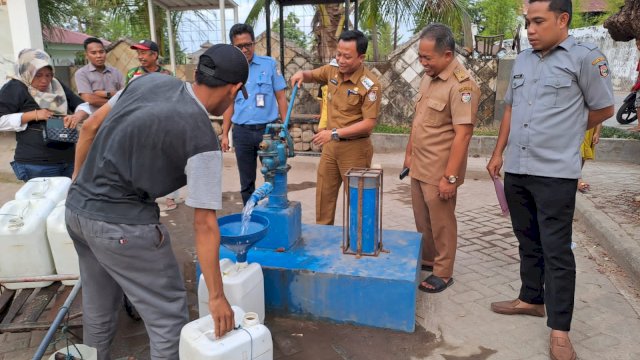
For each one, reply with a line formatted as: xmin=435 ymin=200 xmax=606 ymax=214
xmin=453 ymin=68 xmax=469 ymax=83
xmin=576 ymin=41 xmax=597 ymax=51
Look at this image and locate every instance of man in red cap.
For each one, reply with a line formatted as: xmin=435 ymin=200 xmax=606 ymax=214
xmin=126 ymin=39 xmax=171 ymax=83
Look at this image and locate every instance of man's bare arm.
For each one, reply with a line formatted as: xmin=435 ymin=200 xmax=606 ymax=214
xmin=80 ymin=93 xmax=109 ymax=108
xmin=72 ymin=103 xmax=111 ymax=179
xmin=275 ymin=89 xmax=288 ymax=122
xmin=193 ymin=208 xmax=233 ymax=338
xmin=586 ymin=106 xmax=614 ymax=129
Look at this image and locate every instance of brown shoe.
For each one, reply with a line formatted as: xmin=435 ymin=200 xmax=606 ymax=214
xmin=550 ymin=335 xmax=577 ymax=360
xmin=490 ymin=299 xmax=545 ymax=317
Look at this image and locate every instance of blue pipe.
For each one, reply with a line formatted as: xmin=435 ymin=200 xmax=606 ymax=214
xmin=283 ymin=83 xmax=298 ymax=130
xmin=32 ymin=279 xmax=82 ymax=360
xmin=249 ymin=182 xmax=274 ymax=205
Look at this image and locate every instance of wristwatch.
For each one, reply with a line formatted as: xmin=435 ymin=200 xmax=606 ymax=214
xmin=444 ymin=175 xmax=458 ymax=184
xmin=331 ymin=128 xmax=340 ymax=141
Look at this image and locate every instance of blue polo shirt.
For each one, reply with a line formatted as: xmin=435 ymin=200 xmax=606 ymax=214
xmin=231 ymin=55 xmax=287 ymax=125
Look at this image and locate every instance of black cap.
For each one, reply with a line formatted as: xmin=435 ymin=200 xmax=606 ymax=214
xmin=131 ymin=39 xmax=159 ymax=52
xmin=198 ymin=44 xmax=249 ymax=99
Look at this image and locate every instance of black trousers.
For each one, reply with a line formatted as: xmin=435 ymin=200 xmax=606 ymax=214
xmin=232 ymin=124 xmax=267 ymax=205
xmin=504 ymin=173 xmax=578 ymax=331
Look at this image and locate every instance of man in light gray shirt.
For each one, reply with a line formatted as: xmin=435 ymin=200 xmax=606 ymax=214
xmin=486 ymin=1 xmax=614 ymax=359
xmin=74 ymin=37 xmax=124 ymax=113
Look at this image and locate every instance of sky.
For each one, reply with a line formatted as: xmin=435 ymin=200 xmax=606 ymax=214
xmin=178 ymin=1 xmax=316 ymax=53
xmin=177 ymin=0 xmax=412 ymax=54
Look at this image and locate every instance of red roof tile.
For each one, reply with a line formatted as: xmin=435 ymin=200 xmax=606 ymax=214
xmin=43 ymin=27 xmax=111 ymax=46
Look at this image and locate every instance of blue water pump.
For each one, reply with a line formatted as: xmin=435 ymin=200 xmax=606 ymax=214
xmin=257 ymin=100 xmax=296 ymax=208
xmin=252 ymin=84 xmax=302 ymax=250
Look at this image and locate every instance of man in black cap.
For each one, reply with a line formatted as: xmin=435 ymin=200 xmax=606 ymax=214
xmin=126 ymin=39 xmax=172 ymax=82
xmin=65 ymin=44 xmax=249 ymax=360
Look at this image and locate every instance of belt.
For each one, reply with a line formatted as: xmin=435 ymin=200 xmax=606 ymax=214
xmin=339 ymin=136 xmax=370 ymax=141
xmin=234 ymin=122 xmax=273 ymax=130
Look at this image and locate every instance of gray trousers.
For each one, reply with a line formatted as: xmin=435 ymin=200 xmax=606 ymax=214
xmin=65 ymin=209 xmax=188 ymax=360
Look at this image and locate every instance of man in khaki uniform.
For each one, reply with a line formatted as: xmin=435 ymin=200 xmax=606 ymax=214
xmin=404 ymin=24 xmax=479 ymax=293
xmin=291 ymin=30 xmax=381 ymax=225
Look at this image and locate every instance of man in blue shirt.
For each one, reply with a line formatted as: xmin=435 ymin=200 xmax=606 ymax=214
xmin=222 ymin=23 xmax=288 ymax=204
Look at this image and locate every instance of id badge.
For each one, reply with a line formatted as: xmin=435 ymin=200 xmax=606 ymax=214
xmin=256 ymin=93 xmax=265 ymax=108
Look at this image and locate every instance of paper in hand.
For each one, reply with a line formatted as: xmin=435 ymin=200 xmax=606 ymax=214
xmin=493 ymin=177 xmax=509 ymax=216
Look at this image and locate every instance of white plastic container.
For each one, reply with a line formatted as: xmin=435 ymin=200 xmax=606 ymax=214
xmin=46 ymin=200 xmax=79 ymax=285
xmin=198 ymin=259 xmax=265 ymax=323
xmin=48 ymin=344 xmax=97 ymax=360
xmin=15 ymin=176 xmax=71 ymax=203
xmin=0 ymin=199 xmax=56 ymax=289
xmin=179 ymin=306 xmax=273 ymax=360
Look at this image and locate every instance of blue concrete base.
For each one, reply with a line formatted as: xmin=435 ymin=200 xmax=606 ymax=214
xmin=219 ymin=223 xmax=422 ymax=332
xmin=252 ymin=201 xmax=301 ymax=251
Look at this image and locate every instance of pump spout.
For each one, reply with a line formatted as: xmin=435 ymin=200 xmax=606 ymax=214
xmin=249 ymin=182 xmax=274 ymax=205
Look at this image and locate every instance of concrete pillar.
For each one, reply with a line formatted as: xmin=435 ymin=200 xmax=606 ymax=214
xmin=7 ymin=0 xmax=44 ymax=60
xmin=166 ymin=8 xmax=176 ymax=74
xmin=219 ymin=0 xmax=226 ymax=44
xmin=148 ymin=0 xmax=157 ymax=42
xmin=233 ymin=5 xmax=238 ymax=25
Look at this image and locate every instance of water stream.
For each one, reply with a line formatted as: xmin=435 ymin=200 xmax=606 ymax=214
xmin=240 ymin=199 xmax=256 ymax=235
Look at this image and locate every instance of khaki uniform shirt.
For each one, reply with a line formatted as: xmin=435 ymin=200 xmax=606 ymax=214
xmin=310 ymin=63 xmax=381 ymax=130
xmin=410 ymin=58 xmax=480 ymax=186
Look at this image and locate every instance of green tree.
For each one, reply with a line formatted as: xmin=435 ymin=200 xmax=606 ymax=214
xmin=362 ymin=19 xmax=393 ymax=61
xmin=272 ymin=12 xmax=308 ymax=49
xmin=571 ymin=0 xmax=624 ymax=29
xmin=38 ymin=0 xmax=76 ymax=31
xmin=412 ymin=0 xmax=474 ymax=51
xmin=476 ymin=0 xmax=521 ymax=36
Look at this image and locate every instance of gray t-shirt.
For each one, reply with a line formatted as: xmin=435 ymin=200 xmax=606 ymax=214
xmin=66 ymin=73 xmax=222 ymax=224
xmin=503 ymin=36 xmax=614 ymax=179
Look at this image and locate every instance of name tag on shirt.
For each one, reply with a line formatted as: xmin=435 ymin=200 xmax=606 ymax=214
xmin=256 ymin=93 xmax=265 ymax=107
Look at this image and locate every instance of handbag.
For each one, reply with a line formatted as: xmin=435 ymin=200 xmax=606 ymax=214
xmin=42 ymin=116 xmax=78 ymax=144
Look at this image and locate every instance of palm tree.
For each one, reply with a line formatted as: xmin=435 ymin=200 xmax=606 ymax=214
xmin=359 ymin=0 xmax=423 ymax=60
xmin=310 ymin=4 xmax=346 ymax=63
xmin=245 ymin=1 xmax=346 ymax=63
xmin=414 ymin=0 xmax=473 ymax=51
xmin=245 ymin=0 xmax=473 ymax=62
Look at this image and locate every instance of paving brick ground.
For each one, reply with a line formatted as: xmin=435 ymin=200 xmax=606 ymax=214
xmin=580 ymin=160 xmax=640 ymax=253
xmin=1 ymin=153 xmax=639 ymax=359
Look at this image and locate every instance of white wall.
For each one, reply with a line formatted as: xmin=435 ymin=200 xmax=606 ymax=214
xmin=0 ymin=4 xmax=15 ymax=88
xmin=519 ymin=26 xmax=638 ymax=91
xmin=570 ymin=26 xmax=638 ymax=91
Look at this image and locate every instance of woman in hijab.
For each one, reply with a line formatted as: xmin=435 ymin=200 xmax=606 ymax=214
xmin=0 ymin=48 xmax=90 ymax=181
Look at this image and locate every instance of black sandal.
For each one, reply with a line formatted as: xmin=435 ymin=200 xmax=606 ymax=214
xmin=418 ymin=275 xmax=454 ymax=293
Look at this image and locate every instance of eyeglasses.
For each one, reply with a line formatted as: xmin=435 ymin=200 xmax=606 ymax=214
xmin=235 ymin=42 xmax=254 ymax=50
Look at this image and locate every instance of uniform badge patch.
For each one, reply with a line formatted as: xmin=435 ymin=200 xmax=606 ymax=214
xmin=368 ymin=91 xmax=377 ymax=102
xmin=361 ymin=76 xmax=374 ymax=90
xmin=330 ymin=79 xmax=338 ymax=85
xmin=591 ymin=56 xmax=605 ymax=65
xmin=458 ymin=86 xmax=473 ymax=93
xmin=461 ymin=92 xmax=472 ymax=103
xmin=599 ymin=64 xmax=609 ymax=77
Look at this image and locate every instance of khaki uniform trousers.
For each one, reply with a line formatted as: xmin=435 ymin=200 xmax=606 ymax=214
xmin=316 ymin=137 xmax=373 ymax=225
xmin=411 ymin=178 xmax=458 ymax=278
